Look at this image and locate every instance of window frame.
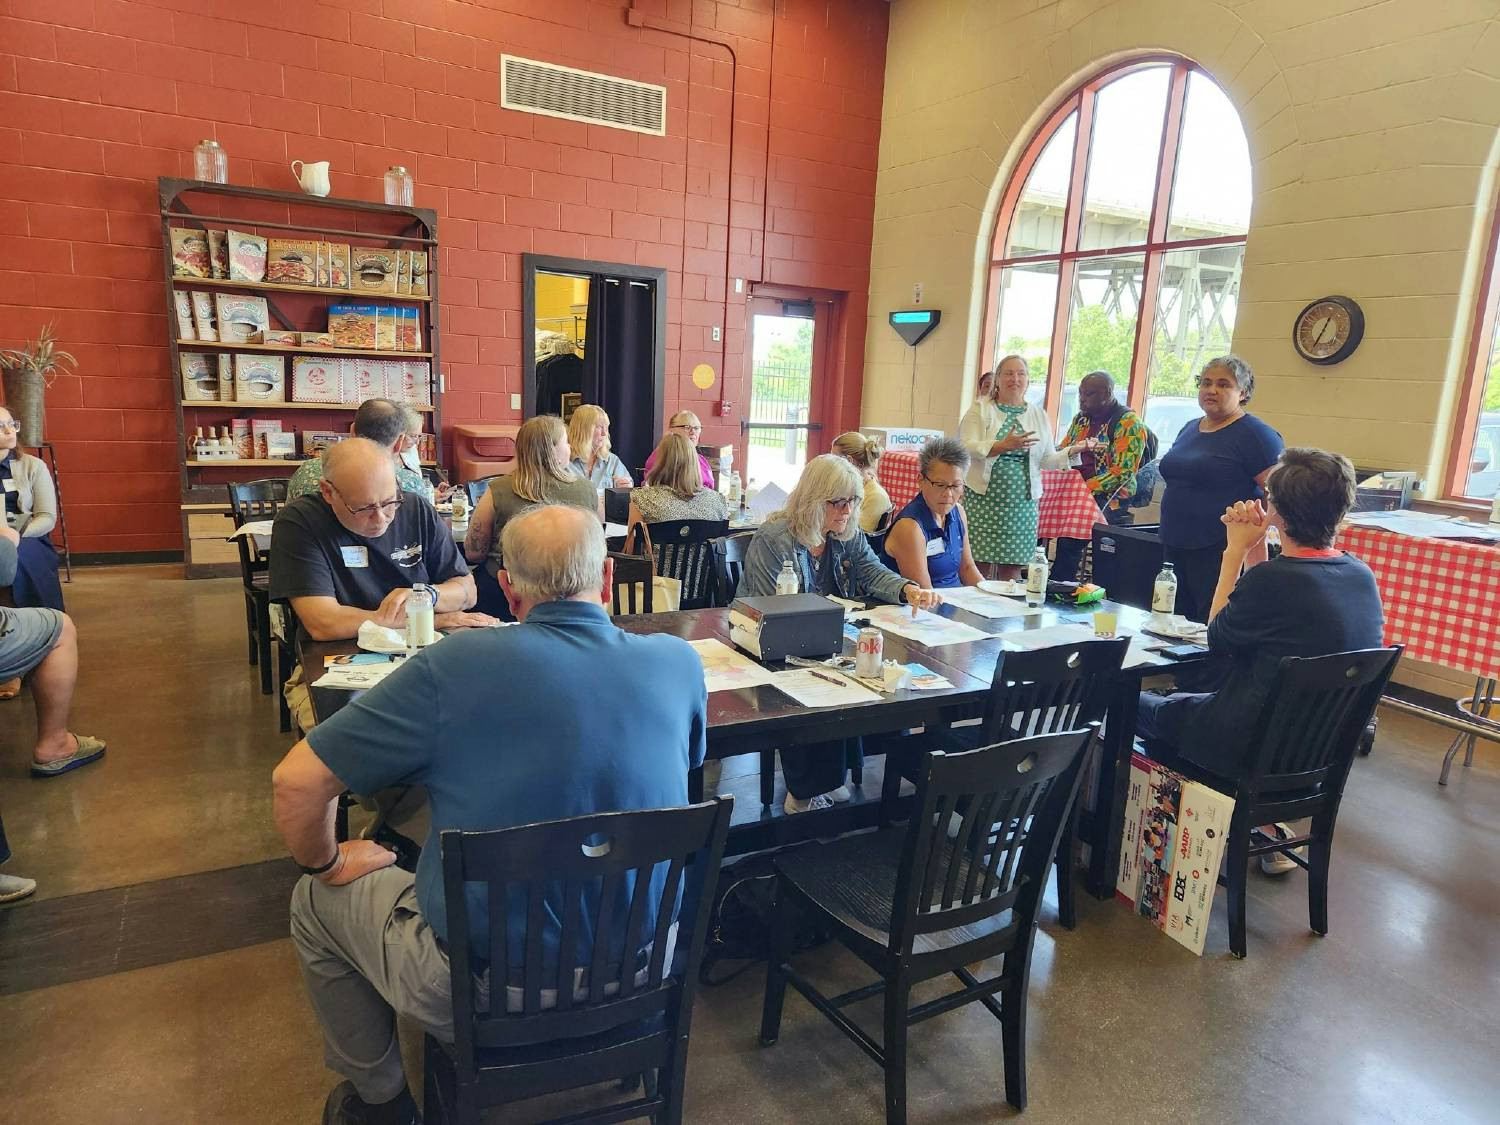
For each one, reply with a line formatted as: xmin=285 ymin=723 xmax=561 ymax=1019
xmin=1445 ymin=207 xmax=1500 ymax=500
xmin=980 ymin=56 xmax=1250 ymax=422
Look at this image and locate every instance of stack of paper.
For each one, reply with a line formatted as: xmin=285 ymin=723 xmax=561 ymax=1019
xmin=688 ymin=638 xmax=778 ymax=693
xmin=768 ymin=668 xmax=882 ymax=707
xmin=863 ymin=605 xmax=990 ymax=647
xmin=938 ymin=585 xmax=1037 ymax=619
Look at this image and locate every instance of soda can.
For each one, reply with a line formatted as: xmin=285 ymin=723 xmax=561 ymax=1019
xmin=855 ymin=627 xmax=884 ymax=679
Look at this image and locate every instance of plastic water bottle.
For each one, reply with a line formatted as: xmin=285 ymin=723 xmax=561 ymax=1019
xmin=728 ymin=471 xmax=743 ymax=507
xmin=1152 ymin=562 xmax=1178 ymax=618
xmin=1025 ymin=547 xmax=1048 ymax=607
xmin=775 ymin=560 xmax=799 ymax=596
xmin=405 ymin=585 xmax=436 ymax=651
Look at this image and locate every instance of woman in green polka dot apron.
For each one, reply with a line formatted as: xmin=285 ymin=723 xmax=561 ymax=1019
xmin=959 ymin=356 xmax=1088 ymax=577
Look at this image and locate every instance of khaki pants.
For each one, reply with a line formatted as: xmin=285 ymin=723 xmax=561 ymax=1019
xmin=283 ymin=663 xmax=318 ymax=733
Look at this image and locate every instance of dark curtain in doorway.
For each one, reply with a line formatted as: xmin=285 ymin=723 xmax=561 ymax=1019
xmin=583 ymin=278 xmax=657 ymax=477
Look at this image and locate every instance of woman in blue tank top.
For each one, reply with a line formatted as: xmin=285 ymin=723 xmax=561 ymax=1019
xmin=881 ymin=437 xmax=984 ymax=589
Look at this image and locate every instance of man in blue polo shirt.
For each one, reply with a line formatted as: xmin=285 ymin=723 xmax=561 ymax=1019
xmin=272 ymin=504 xmax=706 ymax=1125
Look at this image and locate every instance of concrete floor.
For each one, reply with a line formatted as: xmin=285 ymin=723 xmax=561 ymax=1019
xmin=1 ymin=565 xmax=1498 ymax=1124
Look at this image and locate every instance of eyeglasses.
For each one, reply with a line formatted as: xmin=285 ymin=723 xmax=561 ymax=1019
xmin=825 ymin=496 xmax=859 ymax=511
xmin=672 ymin=424 xmax=702 ymax=434
xmin=0 ymin=421 xmax=19 ymax=434
xmin=328 ymin=480 xmax=404 ymax=517
xmin=921 ymin=475 xmax=963 ymax=494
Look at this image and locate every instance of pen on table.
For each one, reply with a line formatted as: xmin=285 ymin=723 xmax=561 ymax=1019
xmin=808 ymin=668 xmax=846 ymax=687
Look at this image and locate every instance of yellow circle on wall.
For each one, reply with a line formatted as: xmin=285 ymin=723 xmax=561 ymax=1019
xmin=691 ymin=363 xmax=715 ymax=390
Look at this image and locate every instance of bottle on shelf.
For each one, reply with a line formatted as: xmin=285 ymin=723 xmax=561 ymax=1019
xmin=193 ymin=139 xmax=228 ymax=184
xmin=190 ymin=426 xmax=207 ymax=460
xmin=775 ymin=560 xmax=799 ymax=596
xmin=1025 ymin=547 xmax=1048 ymax=607
xmin=1152 ymin=561 xmax=1178 ymax=619
xmin=383 ymin=165 xmax=414 ymax=207
xmin=217 ymin=427 xmax=235 ymax=460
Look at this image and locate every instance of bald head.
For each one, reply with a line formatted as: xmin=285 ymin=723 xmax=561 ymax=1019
xmin=319 ymin=438 xmax=402 ymax=537
xmin=499 ymin=504 xmax=606 ymax=605
xmin=324 ymin=437 xmax=396 ymax=491
xmin=1078 ymin=371 xmax=1119 ymax=419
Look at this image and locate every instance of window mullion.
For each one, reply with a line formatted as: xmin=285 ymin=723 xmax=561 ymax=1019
xmin=1447 ymin=224 xmax=1500 ymax=496
xmin=1148 ymin=63 xmax=1191 ymax=250
xmin=1129 ymin=251 xmax=1165 ymax=412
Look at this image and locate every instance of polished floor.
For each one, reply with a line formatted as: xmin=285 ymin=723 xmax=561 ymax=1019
xmin=1 ymin=565 xmax=1497 ymax=1124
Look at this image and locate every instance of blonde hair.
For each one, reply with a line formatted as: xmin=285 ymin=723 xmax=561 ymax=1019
xmin=567 ymin=405 xmax=610 ymax=466
xmin=779 ymin=454 xmax=863 ymax=549
xmin=669 ymin=410 xmax=703 ymax=430
xmin=645 ymin=433 xmax=702 ymax=501
xmin=510 ymin=415 xmax=574 ymax=503
xmin=831 ymin=431 xmax=881 ymax=473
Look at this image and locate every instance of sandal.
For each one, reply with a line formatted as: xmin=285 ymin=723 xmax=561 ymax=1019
xmin=31 ymin=734 xmax=107 ymax=777
xmin=0 ymin=678 xmax=19 ymax=700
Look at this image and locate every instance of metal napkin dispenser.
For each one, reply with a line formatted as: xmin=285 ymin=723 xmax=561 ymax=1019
xmin=729 ymin=593 xmax=845 ymax=662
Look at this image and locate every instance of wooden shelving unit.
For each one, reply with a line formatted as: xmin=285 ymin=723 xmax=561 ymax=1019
xmin=161 ymin=178 xmax=442 ymax=577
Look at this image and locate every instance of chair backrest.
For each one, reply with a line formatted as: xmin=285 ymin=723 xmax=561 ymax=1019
xmin=980 ymin=637 xmax=1128 ymax=744
xmin=891 ymin=729 xmax=1095 ymax=951
xmin=640 ymin=519 xmax=728 ymax=610
xmin=608 ymin=551 xmax=655 ymax=615
xmin=227 ymin=478 xmax=288 ymax=578
xmin=440 ymin=798 xmax=733 ymax=1068
xmin=465 ymin=475 xmax=503 ymax=509
xmin=1243 ymin=646 xmax=1401 ymax=798
xmin=710 ymin=530 xmax=755 ymax=607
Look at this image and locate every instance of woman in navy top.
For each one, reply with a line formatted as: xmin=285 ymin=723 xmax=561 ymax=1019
xmin=882 ymin=437 xmax=984 ymax=589
xmin=1158 ymin=356 xmax=1284 ymax=622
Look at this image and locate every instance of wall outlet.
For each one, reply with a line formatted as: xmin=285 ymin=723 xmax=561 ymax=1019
xmin=711 ymin=325 xmax=722 ymax=342
xmin=913 ymin=282 xmax=923 ymax=304
xmin=734 ymin=277 xmax=744 ymax=293
xmin=510 ymin=393 xmax=520 ymax=410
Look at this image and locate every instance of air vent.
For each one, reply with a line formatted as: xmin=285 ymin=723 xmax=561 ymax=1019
xmin=501 ymin=55 xmax=666 ymax=136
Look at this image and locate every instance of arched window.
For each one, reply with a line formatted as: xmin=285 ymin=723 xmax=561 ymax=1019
xmin=1449 ymin=220 xmax=1500 ymax=500
xmin=981 ymin=59 xmax=1251 ymax=448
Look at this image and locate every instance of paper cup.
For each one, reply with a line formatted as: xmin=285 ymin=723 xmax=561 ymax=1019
xmin=1093 ymin=610 xmax=1118 ymax=638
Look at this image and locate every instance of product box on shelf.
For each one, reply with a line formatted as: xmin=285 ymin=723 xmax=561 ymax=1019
xmin=180 ymin=353 xmax=217 ymax=401
xmin=346 ymin=358 xmax=382 ymax=400
xmin=399 ymin=307 xmax=420 ymax=351
xmin=409 ymin=251 xmax=428 ymax=296
xmin=173 ymin=292 xmax=195 ymax=340
xmin=206 ymin=229 xmax=229 ymax=279
xmin=350 ymin=246 xmax=399 ymax=295
xmin=264 ymin=329 xmax=299 ymax=346
xmin=227 ymin=230 xmax=268 ymax=282
xmin=265 ymin=238 xmax=319 ymax=285
xmin=328 ymin=305 xmax=378 ymax=349
xmin=233 ymin=354 xmax=285 ymax=402
xmin=214 ymin=294 xmax=269 ymax=344
xmin=230 ymin=418 xmax=254 ymax=460
xmin=398 ymin=360 xmax=432 ymax=406
xmin=264 ymin=431 xmax=298 ymax=459
xmin=190 ymin=291 xmax=217 ymax=342
xmin=217 ymin=355 xmax=233 ymax=401
xmin=300 ymin=332 xmax=336 ymax=347
xmin=292 ymin=357 xmax=347 ymax=404
xmin=395 ymin=250 xmax=411 ymax=295
xmin=374 ymin=307 xmax=399 ymax=352
xmin=327 ymin=243 xmax=350 ymax=289
xmin=417 ymin=433 xmax=436 ymax=463
xmin=251 ymin=420 xmax=283 ymax=458
xmin=302 ymin=430 xmax=346 ymax=457
xmin=170 ymin=228 xmax=211 ymax=278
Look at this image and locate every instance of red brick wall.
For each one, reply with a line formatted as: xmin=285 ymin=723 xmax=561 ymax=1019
xmin=0 ymin=0 xmax=888 ymax=555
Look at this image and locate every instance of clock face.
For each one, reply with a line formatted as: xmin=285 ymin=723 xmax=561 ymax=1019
xmin=1293 ymin=296 xmax=1364 ymax=365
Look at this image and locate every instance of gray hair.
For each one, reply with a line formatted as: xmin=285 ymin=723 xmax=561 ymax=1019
xmin=918 ymin=435 xmax=970 ymax=477
xmin=499 ymin=504 xmax=606 ymax=603
xmin=779 ymin=454 xmax=863 ymax=550
xmin=396 ymin=403 xmax=423 ymax=437
xmin=1202 ymin=355 xmax=1254 ymax=403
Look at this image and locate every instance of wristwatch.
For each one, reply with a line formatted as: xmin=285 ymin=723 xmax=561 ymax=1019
xmin=298 ymin=849 xmax=341 ymax=877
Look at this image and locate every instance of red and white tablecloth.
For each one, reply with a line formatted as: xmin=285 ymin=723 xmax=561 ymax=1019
xmin=876 ymin=451 xmax=1102 ymax=541
xmin=1335 ymin=524 xmax=1500 ymax=679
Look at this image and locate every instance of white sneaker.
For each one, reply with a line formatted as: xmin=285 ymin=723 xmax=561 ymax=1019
xmin=1259 ymin=822 xmax=1305 ymax=876
xmin=826 ymin=785 xmax=852 ymax=803
xmin=0 ymin=872 xmax=37 ymax=904
xmin=784 ymin=793 xmax=835 ymax=815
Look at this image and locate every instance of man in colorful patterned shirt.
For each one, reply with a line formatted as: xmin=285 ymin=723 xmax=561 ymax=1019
xmin=1053 ymin=371 xmax=1150 ymax=582
xmin=286 ymin=398 xmax=433 ymax=504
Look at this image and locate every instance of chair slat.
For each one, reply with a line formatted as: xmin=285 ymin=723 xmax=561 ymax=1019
xmin=553 ymin=878 xmax=583 ymax=1013
xmin=522 ymin=881 xmax=547 ymax=1015
xmin=487 ymin=880 xmax=510 ymax=1008
xmin=646 ymin=857 xmax=686 ymax=986
xmin=616 ymin=861 xmax=658 ymax=998
xmin=587 ymin=871 xmax=621 ymax=1005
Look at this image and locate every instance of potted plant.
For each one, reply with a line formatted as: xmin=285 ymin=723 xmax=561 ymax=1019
xmin=0 ymin=323 xmax=77 ymax=446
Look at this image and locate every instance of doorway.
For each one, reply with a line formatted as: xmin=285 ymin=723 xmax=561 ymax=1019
xmin=522 ymin=254 xmax=666 ymax=477
xmin=744 ymin=295 xmax=830 ymax=494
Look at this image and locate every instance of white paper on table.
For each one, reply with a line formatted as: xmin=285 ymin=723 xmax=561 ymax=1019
xmin=768 ymin=668 xmax=883 ymax=708
xmin=938 ymin=585 xmax=1038 ymax=619
xmin=1122 ymin=632 xmax=1169 ymax=669
xmin=997 ymin=623 xmax=1097 ymax=652
xmin=1344 ymin=510 xmax=1500 ymax=541
xmin=863 ymin=604 xmax=990 ymax=647
xmin=228 ymin=519 xmax=275 ymax=540
xmin=688 ymin=638 xmax=779 ymax=693
xmin=605 ymin=522 xmax=629 ymax=539
xmin=747 ymin=482 xmax=787 ymax=519
xmin=313 ymin=661 xmax=404 ymax=690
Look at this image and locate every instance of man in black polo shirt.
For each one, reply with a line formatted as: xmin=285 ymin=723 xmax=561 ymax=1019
xmin=270 ymin=438 xmax=491 ymax=729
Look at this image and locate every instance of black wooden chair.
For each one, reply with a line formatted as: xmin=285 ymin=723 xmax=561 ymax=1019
xmin=1144 ymin=645 xmax=1400 ymax=958
xmin=608 ymin=551 xmax=654 ymax=616
xmin=423 ymin=797 xmax=734 ymax=1125
xmin=760 ymin=729 xmax=1095 ymax=1122
xmin=879 ymin=638 xmax=1127 ymax=930
xmin=269 ymin=597 xmax=300 ymax=735
xmin=633 ymin=519 xmax=728 ymax=611
xmin=226 ymin=479 xmax=287 ymax=695
xmin=710 ymin=530 xmax=756 ymax=608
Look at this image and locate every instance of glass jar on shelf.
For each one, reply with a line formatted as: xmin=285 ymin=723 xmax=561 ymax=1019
xmin=383 ymin=165 xmax=414 ymax=207
xmin=193 ymin=139 xmax=228 ymax=184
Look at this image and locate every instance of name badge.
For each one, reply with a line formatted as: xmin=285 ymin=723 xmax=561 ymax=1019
xmin=925 ymin=538 xmax=944 ymax=557
xmin=340 ymin=545 xmax=369 ymax=569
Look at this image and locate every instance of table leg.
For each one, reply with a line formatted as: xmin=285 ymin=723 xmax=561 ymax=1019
xmin=1086 ymin=678 xmax=1140 ymax=899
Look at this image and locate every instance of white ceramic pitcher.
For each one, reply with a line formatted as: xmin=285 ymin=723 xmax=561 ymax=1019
xmin=291 ymin=159 xmax=331 ymax=197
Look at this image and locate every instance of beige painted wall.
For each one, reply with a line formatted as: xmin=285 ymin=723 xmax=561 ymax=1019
xmin=863 ymin=0 xmax=1500 ymax=497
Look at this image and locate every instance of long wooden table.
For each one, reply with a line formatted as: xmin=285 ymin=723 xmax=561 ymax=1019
xmin=302 ymin=597 xmax=1205 ymax=892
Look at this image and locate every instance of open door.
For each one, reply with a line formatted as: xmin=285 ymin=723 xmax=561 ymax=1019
xmin=743 ymin=295 xmax=831 ymax=494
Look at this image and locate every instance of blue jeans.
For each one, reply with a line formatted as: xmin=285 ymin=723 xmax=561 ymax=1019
xmin=0 ymin=807 xmax=10 ymax=866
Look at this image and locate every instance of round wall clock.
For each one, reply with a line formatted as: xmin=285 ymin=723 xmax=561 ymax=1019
xmin=1292 ymin=295 xmax=1364 ymax=365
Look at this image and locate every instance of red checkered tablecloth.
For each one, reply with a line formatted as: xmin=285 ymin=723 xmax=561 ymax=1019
xmin=876 ymin=452 xmax=1103 ymax=540
xmin=1335 ymin=524 xmax=1500 ymax=679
